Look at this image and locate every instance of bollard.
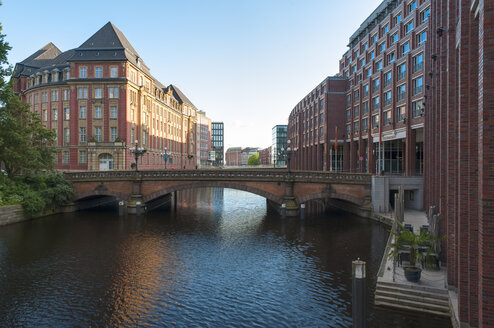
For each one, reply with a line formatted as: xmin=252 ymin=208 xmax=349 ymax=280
xmin=352 ymin=259 xmax=366 ymax=328
xmin=136 ymin=201 xmax=141 ymax=216
xmin=281 ymin=203 xmax=286 ymax=218
xmin=300 ymin=203 xmax=306 ymax=219
xmin=119 ymin=201 xmax=124 ymax=216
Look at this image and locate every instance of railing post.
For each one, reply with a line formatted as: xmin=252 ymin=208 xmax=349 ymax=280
xmin=300 ymin=203 xmax=305 ymax=219
xmin=281 ymin=203 xmax=286 ymax=218
xmin=352 ymin=259 xmax=366 ymax=328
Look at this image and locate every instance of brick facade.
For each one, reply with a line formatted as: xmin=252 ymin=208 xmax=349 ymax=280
xmin=425 ymin=0 xmax=494 ymax=326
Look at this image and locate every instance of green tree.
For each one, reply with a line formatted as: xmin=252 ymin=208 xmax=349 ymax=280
xmin=0 ymin=7 xmax=57 ymax=180
xmin=247 ymin=153 xmax=260 ymax=166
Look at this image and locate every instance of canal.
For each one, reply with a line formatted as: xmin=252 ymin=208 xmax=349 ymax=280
xmin=0 ymin=188 xmax=451 ymax=327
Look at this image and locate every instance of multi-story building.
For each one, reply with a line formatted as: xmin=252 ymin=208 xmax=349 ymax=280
xmin=225 ymin=147 xmax=242 ymax=166
xmin=287 ymin=77 xmax=347 ymax=171
xmin=339 ymin=0 xmax=428 ymax=177
xmin=258 ymin=146 xmax=271 ymax=166
xmin=241 ymin=147 xmax=259 ymax=166
xmin=425 ymin=1 xmax=494 ymax=326
xmin=211 ymin=122 xmax=224 ymax=166
xmin=271 ymin=125 xmax=287 ymax=166
xmin=197 ymin=111 xmax=212 ymax=167
xmin=12 ymin=22 xmax=199 ymax=170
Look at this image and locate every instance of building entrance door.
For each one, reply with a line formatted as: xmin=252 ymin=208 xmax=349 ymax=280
xmin=99 ymin=154 xmax=114 ymax=171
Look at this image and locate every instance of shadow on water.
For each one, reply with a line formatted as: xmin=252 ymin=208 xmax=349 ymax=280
xmin=0 ymin=188 xmax=451 ymax=327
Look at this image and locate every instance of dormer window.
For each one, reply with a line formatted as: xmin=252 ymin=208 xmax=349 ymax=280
xmin=52 ymin=71 xmax=59 ymax=82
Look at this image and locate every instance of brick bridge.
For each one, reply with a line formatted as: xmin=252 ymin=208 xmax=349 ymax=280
xmin=64 ymin=169 xmax=372 ymax=216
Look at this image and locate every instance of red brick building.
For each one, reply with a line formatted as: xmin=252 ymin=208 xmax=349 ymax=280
xmin=258 ymin=146 xmax=271 ymax=166
xmin=12 ymin=22 xmax=199 ymax=171
xmin=425 ymin=0 xmax=494 ymax=326
xmin=225 ymin=147 xmax=242 ymax=166
xmin=288 ymin=77 xmax=347 ymax=171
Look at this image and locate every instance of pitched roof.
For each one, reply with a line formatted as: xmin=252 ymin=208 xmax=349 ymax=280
xmin=168 ymin=84 xmax=196 ymax=109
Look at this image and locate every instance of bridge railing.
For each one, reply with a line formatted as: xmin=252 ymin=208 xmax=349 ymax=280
xmin=64 ymin=169 xmax=371 ymax=184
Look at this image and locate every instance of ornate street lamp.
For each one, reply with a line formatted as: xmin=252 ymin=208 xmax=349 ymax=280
xmin=286 ymin=139 xmax=292 ymax=174
xmin=162 ymin=147 xmax=168 ymax=170
xmin=131 ymin=139 xmax=146 ymax=172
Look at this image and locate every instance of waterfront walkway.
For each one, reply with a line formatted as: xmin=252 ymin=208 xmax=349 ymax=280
xmin=375 ymin=210 xmax=451 ymax=318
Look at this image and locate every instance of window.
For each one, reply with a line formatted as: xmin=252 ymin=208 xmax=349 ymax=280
xmin=63 ymin=151 xmax=69 ymax=164
xmin=79 ymin=151 xmax=87 ymax=164
xmin=387 ymin=52 xmax=395 ymax=65
xmin=346 ymin=124 xmax=351 ymax=136
xmin=391 ymin=33 xmax=399 ymax=44
xmin=79 ymin=106 xmax=86 ymax=119
xmin=373 ymin=96 xmax=380 ymax=111
xmin=373 ymin=78 xmax=380 ymax=92
xmin=42 ymin=109 xmax=47 ymax=122
xmin=408 ymin=1 xmax=417 ymax=13
xmin=412 ymin=76 xmax=423 ymax=95
xmin=367 ymin=67 xmax=372 ymax=77
xmin=382 ymin=24 xmax=389 ymax=35
xmin=372 ymin=114 xmax=380 ymax=129
xmin=361 ymin=58 xmax=366 ymax=67
xmin=95 ymin=67 xmax=103 ymax=78
xmin=354 ymin=121 xmax=359 ymax=133
xmin=52 ymin=72 xmax=58 ymax=82
xmin=363 ymin=84 xmax=369 ymax=97
xmin=95 ymin=127 xmax=102 ymax=142
xmin=34 ymin=94 xmax=38 ymax=104
xmin=397 ymin=84 xmax=406 ymax=101
xmin=64 ymin=70 xmax=70 ymax=80
xmin=346 ymin=109 xmax=351 ymax=121
xmin=354 ymin=90 xmax=360 ymax=101
xmin=384 ymin=91 xmax=392 ymax=106
xmin=64 ymin=107 xmax=70 ymax=120
xmin=405 ymin=21 xmax=414 ymax=34
xmin=52 ymin=108 xmax=58 ymax=121
xmin=110 ymin=67 xmax=118 ymax=78
xmin=64 ymin=128 xmax=70 ymax=143
xmin=80 ymin=127 xmax=86 ymax=142
xmin=394 ymin=13 xmax=402 ymax=25
xmin=51 ymin=90 xmax=58 ymax=102
xmin=376 ymin=60 xmax=383 ymax=71
xmin=363 ymin=43 xmax=368 ymax=51
xmin=379 ymin=42 xmax=386 ymax=54
xmin=109 ymin=87 xmax=119 ymax=98
xmin=352 ymin=65 xmax=357 ymax=73
xmin=42 ymin=92 xmax=48 ymax=103
xmin=396 ymin=105 xmax=406 ymax=122
xmin=384 ymin=71 xmax=392 ymax=87
xmin=94 ymin=106 xmax=102 ymax=119
xmin=362 ymin=101 xmax=369 ymax=114
xmin=383 ymin=110 xmax=392 ymax=125
xmin=398 ymin=63 xmax=407 ymax=80
xmin=63 ymin=89 xmax=70 ymax=101
xmin=78 ymin=87 xmax=88 ymax=99
xmin=413 ymin=53 xmax=424 ymax=72
xmin=372 ymin=34 xmax=378 ymax=44
xmin=110 ymin=127 xmax=117 ymax=142
xmin=412 ymin=99 xmax=424 ymax=117
xmin=355 ymin=50 xmax=360 ymax=58
xmin=79 ymin=67 xmax=87 ymax=78
xmin=417 ymin=30 xmax=427 ymax=45
xmin=401 ymin=42 xmax=410 ymax=56
xmin=354 ymin=105 xmax=360 ymax=117
xmin=362 ymin=118 xmax=368 ymax=131
xmin=94 ymin=87 xmax=103 ymax=99
xmin=421 ymin=8 xmax=431 ymax=23
xmin=369 ymin=50 xmax=375 ymax=60
xmin=347 ymin=94 xmax=352 ymax=106
xmin=110 ymin=106 xmax=117 ymax=119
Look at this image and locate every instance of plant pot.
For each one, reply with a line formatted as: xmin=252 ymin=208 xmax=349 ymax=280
xmin=404 ymin=266 xmax=422 ymax=282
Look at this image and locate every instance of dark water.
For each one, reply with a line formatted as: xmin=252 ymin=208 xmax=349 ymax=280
xmin=0 ymin=188 xmax=451 ymax=327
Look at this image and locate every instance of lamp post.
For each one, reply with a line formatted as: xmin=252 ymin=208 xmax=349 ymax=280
xmin=131 ymin=139 xmax=146 ymax=172
xmin=274 ymin=147 xmax=285 ymax=168
xmin=286 ymin=139 xmax=291 ymax=173
xmin=162 ymin=146 xmax=168 ymax=170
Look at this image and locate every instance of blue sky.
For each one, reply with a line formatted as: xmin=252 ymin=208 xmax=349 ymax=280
xmin=1 ymin=0 xmax=382 ymax=149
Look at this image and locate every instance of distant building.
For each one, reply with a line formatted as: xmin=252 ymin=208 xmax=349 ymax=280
xmin=272 ymin=125 xmax=287 ymax=166
xmin=211 ymin=122 xmax=224 ymax=166
xmin=258 ymin=147 xmax=271 ymax=165
xmin=225 ymin=147 xmax=242 ymax=166
xmin=241 ymin=147 xmax=259 ymax=166
xmin=197 ymin=111 xmax=212 ymax=167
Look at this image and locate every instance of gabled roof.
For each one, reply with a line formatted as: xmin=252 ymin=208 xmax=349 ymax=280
xmin=168 ymin=84 xmax=196 ymax=109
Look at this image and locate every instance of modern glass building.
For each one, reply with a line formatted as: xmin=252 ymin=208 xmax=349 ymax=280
xmin=211 ymin=122 xmax=224 ymax=166
xmin=271 ymin=125 xmax=287 ymax=166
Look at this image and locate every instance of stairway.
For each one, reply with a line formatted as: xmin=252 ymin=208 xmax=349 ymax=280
xmin=375 ymin=280 xmax=450 ymax=317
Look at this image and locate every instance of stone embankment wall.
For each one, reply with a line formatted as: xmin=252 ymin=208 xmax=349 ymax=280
xmin=0 ymin=205 xmax=28 ymax=226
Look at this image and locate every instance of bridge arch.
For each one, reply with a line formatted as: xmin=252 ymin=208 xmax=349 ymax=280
xmin=296 ymin=191 xmax=364 ymax=207
xmin=143 ymin=181 xmax=284 ymax=205
xmin=74 ymin=190 xmax=130 ymax=202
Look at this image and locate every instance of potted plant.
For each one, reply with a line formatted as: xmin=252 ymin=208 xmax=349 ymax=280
xmin=389 ymin=222 xmax=440 ymax=283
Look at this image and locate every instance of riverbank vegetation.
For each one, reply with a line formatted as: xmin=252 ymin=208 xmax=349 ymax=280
xmin=0 ymin=9 xmax=73 ymax=217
